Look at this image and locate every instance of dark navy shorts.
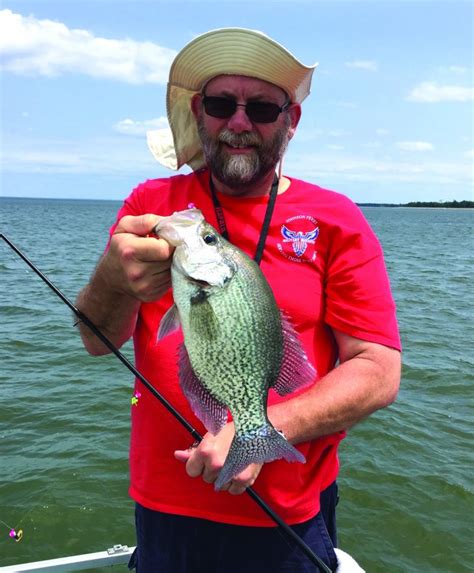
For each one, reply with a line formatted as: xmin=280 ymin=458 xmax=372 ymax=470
xmin=129 ymin=482 xmax=339 ymax=573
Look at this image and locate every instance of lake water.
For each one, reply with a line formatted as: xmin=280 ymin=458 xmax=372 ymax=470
xmin=0 ymin=197 xmax=472 ymax=572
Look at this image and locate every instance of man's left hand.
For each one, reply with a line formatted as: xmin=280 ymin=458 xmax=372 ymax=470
xmin=174 ymin=423 xmax=263 ymax=495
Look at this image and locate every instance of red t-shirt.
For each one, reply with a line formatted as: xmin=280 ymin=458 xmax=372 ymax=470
xmin=111 ymin=169 xmax=401 ymax=526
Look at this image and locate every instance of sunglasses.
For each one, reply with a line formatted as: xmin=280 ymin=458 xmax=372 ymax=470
xmin=201 ymin=96 xmax=290 ymax=124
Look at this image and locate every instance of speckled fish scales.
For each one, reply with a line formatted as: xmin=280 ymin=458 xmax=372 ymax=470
xmin=155 ymin=209 xmax=316 ymax=490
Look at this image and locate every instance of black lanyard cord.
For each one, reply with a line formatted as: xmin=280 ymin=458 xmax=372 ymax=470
xmin=209 ymin=173 xmax=279 ymax=266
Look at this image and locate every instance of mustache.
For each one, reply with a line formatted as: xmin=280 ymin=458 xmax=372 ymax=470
xmin=218 ymin=130 xmax=262 ymax=147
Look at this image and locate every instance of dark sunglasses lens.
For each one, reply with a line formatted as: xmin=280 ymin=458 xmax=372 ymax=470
xmin=203 ymin=97 xmax=236 ymax=119
xmin=246 ymin=102 xmax=281 ymax=123
xmin=202 ymin=97 xmax=284 ymax=123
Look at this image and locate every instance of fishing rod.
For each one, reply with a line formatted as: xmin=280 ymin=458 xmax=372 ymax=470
xmin=1 ymin=233 xmax=332 ymax=573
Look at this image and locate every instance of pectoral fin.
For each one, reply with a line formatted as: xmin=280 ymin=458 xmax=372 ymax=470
xmin=157 ymin=304 xmax=181 ymax=341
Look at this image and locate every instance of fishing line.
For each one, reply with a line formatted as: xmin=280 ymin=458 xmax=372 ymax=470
xmin=0 ymin=233 xmax=332 ymax=573
xmin=0 ymin=477 xmax=51 ymax=542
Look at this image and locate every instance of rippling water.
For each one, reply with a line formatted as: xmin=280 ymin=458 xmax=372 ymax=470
xmin=0 ymin=198 xmax=472 ymax=572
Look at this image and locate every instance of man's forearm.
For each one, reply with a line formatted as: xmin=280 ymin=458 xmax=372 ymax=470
xmin=75 ymin=260 xmax=141 ymax=356
xmin=269 ymin=342 xmax=401 ymax=444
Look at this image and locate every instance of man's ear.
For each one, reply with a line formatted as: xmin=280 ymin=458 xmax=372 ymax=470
xmin=287 ymin=103 xmax=302 ymax=140
xmin=191 ymin=93 xmax=202 ymax=119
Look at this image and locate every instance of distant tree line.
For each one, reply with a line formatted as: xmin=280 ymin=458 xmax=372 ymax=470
xmin=404 ymin=200 xmax=473 ymax=208
xmin=358 ymin=200 xmax=473 ymax=208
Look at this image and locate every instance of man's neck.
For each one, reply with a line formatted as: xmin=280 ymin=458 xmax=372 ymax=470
xmin=210 ymin=171 xmax=289 ymax=198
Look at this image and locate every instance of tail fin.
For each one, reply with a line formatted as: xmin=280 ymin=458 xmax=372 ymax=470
xmin=214 ymin=424 xmax=305 ymax=490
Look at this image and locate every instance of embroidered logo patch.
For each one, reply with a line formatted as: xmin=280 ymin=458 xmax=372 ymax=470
xmin=277 ymin=215 xmax=319 ymax=263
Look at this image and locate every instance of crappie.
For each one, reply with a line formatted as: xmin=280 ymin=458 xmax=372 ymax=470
xmin=154 ymin=208 xmax=316 ymax=490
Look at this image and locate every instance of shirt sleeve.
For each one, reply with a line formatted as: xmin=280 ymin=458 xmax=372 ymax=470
xmin=324 ymin=205 xmax=401 ymax=351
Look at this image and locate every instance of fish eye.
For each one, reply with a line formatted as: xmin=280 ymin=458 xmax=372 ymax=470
xmin=203 ymin=233 xmax=217 ymax=245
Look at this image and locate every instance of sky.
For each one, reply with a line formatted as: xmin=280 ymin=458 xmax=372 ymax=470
xmin=0 ymin=0 xmax=473 ymax=204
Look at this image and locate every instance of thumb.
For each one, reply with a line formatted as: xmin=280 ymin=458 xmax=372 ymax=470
xmin=174 ymin=449 xmax=193 ymax=463
xmin=114 ymin=214 xmax=162 ymax=237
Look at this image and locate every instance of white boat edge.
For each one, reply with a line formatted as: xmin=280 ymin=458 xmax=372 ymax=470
xmin=0 ymin=544 xmax=135 ymax=572
xmin=0 ymin=545 xmax=365 ymax=572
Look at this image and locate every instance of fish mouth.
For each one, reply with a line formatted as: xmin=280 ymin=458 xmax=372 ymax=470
xmin=188 ymin=278 xmax=211 ymax=288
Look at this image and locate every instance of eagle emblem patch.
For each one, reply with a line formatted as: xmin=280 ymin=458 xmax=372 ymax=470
xmin=277 ymin=215 xmax=319 ymax=263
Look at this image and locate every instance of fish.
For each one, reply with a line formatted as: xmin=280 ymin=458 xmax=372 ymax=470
xmin=154 ymin=208 xmax=316 ymax=490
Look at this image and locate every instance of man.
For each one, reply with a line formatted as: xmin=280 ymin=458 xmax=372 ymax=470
xmin=76 ymin=28 xmax=401 ymax=572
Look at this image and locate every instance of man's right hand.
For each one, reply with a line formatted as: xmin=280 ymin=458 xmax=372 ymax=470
xmin=103 ymin=214 xmax=175 ymax=302
xmin=75 ymin=213 xmax=175 ymax=355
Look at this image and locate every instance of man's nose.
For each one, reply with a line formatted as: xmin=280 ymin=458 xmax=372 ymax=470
xmin=226 ymin=105 xmax=253 ymax=133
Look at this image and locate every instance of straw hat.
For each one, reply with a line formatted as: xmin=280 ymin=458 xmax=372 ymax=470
xmin=147 ymin=28 xmax=317 ymax=171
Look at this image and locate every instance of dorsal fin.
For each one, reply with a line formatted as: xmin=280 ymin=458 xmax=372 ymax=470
xmin=271 ymin=311 xmax=317 ymax=396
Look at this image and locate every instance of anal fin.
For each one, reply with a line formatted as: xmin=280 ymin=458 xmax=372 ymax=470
xmin=179 ymin=343 xmax=228 ymax=435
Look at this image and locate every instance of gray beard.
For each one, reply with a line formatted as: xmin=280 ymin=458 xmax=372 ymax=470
xmin=197 ymin=119 xmax=290 ymax=191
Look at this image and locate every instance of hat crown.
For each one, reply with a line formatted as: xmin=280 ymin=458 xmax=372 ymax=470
xmin=170 ymin=28 xmax=316 ymax=104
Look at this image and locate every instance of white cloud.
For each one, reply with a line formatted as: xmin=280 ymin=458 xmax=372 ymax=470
xmin=328 ymin=129 xmax=350 ymax=138
xmin=334 ymin=101 xmax=358 ymax=109
xmin=287 ymin=151 xmax=472 ymax=187
xmin=376 ymin=129 xmax=389 ymax=136
xmin=1 ymin=135 xmax=159 ymax=175
xmin=345 ymin=60 xmax=378 ymax=72
xmin=465 ymin=149 xmax=474 ymax=159
xmin=293 ymin=128 xmax=351 ymax=143
xmin=114 ymin=117 xmax=169 ymax=136
xmin=5 ymin=150 xmax=83 ymax=170
xmin=397 ymin=141 xmax=434 ymax=152
xmin=0 ymin=9 xmax=176 ymax=83
xmin=407 ymin=82 xmax=474 ymax=102
xmin=362 ymin=141 xmax=382 ymax=149
xmin=439 ymin=65 xmax=469 ymax=74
